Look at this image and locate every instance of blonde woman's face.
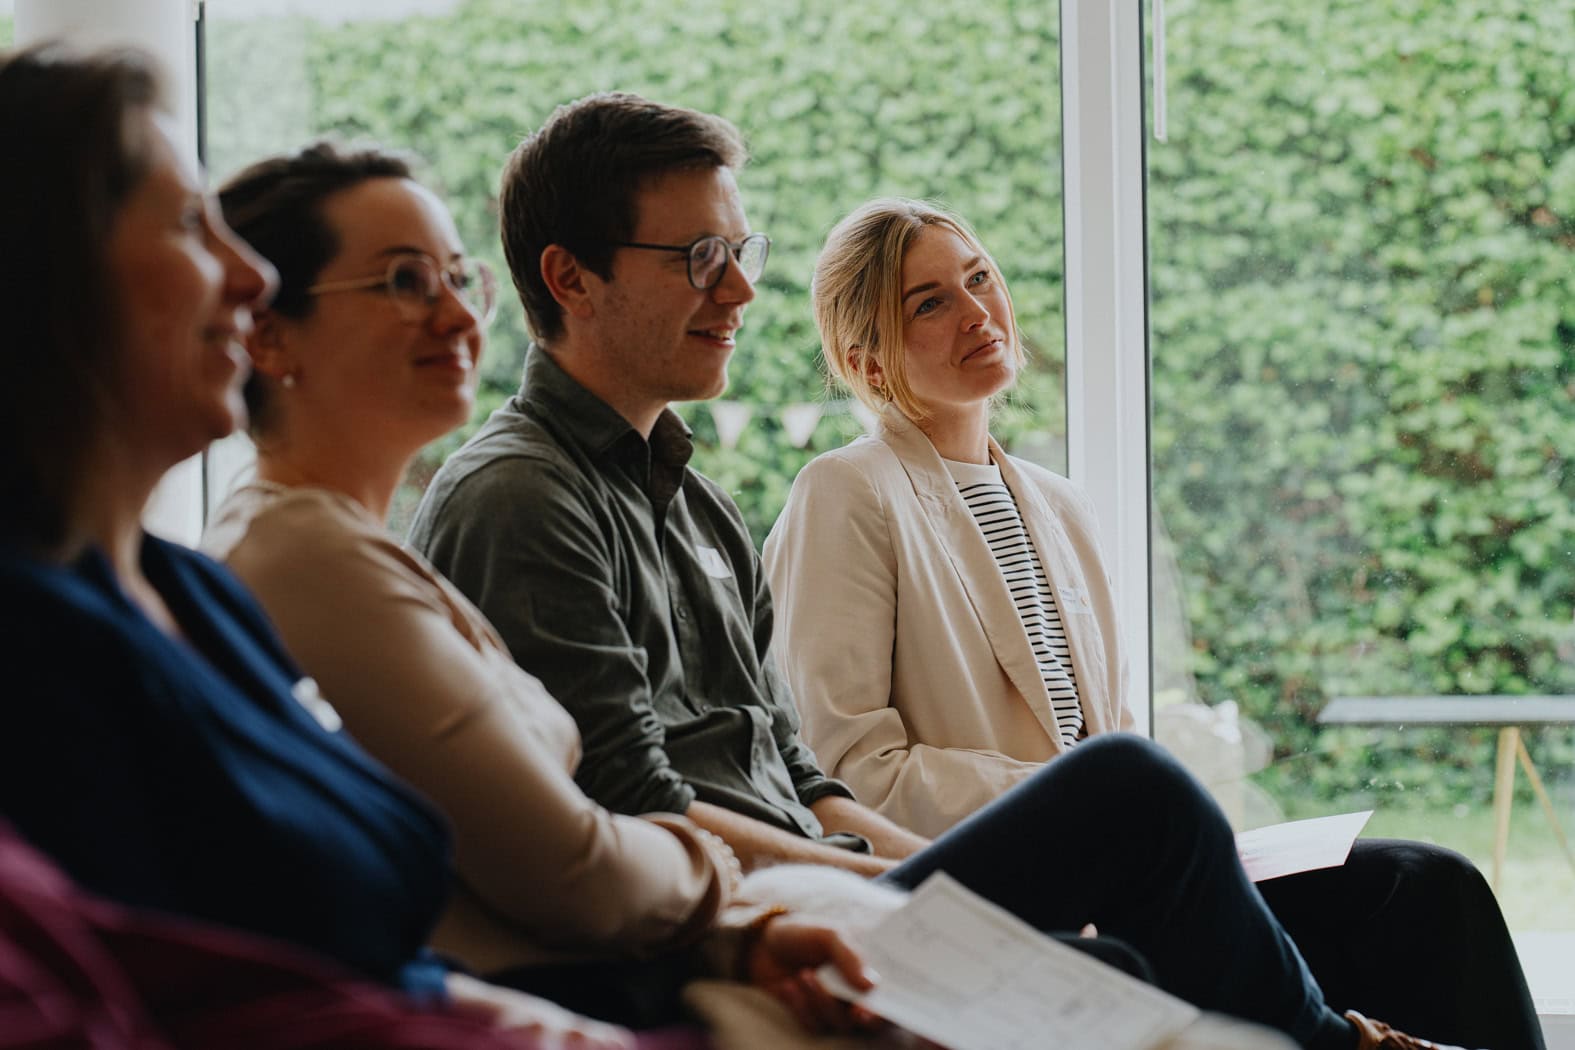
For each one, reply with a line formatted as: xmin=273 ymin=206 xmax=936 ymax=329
xmin=894 ymin=226 xmax=1017 ymax=418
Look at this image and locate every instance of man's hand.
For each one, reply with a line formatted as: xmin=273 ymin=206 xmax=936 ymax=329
xmin=746 ymin=916 xmax=884 ymax=1035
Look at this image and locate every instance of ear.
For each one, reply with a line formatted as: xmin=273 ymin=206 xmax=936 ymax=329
xmin=852 ymin=345 xmax=885 ymax=392
xmin=540 ymin=244 xmax=596 ymax=321
xmin=242 ymin=309 xmax=298 ymax=381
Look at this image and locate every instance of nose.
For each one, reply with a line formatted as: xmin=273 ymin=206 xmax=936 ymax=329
xmin=429 ymin=276 xmax=483 ymax=336
xmin=710 ymin=254 xmax=757 ymax=307
xmin=214 ymin=221 xmax=277 ymax=312
xmin=960 ymin=289 xmax=990 ymax=331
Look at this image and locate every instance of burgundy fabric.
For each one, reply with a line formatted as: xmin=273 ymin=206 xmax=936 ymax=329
xmin=0 ymin=823 xmax=710 ymax=1050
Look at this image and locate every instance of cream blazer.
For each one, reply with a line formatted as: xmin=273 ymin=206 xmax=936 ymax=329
xmin=763 ymin=408 xmax=1134 ymax=838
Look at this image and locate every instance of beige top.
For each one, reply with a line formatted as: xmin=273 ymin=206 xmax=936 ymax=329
xmin=202 ymin=482 xmax=727 ymax=973
xmin=763 ymin=408 xmax=1135 ymax=838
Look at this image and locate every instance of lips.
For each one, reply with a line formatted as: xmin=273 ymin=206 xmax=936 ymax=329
xmin=962 ymin=337 xmax=1004 ymax=363
xmin=688 ymin=324 xmax=739 ymax=348
xmin=202 ymin=324 xmax=247 ymax=367
xmin=414 ymin=348 xmax=474 ymax=371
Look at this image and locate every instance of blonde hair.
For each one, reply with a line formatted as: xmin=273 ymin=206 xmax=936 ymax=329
xmin=811 ymin=197 xmax=1024 ymax=424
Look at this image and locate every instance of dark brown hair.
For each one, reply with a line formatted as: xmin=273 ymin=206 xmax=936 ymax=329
xmin=217 ymin=140 xmax=414 ymax=435
xmin=0 ymin=44 xmax=165 ymax=549
xmin=499 ymin=92 xmax=747 ymax=345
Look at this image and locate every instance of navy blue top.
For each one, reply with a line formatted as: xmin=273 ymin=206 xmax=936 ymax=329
xmin=0 ymin=535 xmax=452 ymax=999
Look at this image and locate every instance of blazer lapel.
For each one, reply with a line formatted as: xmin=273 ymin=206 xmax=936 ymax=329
xmin=878 ymin=409 xmax=1064 ymax=742
xmin=994 ymin=447 xmax=1113 ymax=738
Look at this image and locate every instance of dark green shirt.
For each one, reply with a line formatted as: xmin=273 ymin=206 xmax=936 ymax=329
xmin=408 ymin=347 xmax=863 ymax=849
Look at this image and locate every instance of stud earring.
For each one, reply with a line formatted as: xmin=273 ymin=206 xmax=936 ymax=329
xmin=280 ymin=373 xmax=298 ymax=390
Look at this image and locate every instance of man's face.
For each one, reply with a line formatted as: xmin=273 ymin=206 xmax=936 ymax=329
xmin=587 ymin=166 xmax=756 ymax=421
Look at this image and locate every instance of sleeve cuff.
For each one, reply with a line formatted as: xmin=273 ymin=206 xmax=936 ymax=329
xmin=795 ymin=777 xmax=856 ymax=808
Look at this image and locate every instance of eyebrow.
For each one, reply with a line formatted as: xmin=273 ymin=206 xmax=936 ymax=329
xmin=901 ymin=255 xmax=985 ymax=302
xmin=374 ymin=245 xmax=463 ymax=262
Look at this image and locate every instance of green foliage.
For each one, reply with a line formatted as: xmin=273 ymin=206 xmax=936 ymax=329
xmin=0 ymin=18 xmax=12 ymax=48
xmin=205 ymin=0 xmax=1575 ymax=805
xmin=1151 ymin=0 xmax=1575 ymax=794
xmin=206 ymin=0 xmax=1068 ymax=546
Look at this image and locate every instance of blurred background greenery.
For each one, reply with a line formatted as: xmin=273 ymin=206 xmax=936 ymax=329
xmin=129 ymin=0 xmax=1575 ymax=923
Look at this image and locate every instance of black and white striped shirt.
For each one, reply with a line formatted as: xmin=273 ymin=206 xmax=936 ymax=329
xmin=944 ymin=458 xmax=1084 ymax=746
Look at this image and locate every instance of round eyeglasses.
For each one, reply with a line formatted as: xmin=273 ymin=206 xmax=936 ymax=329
xmin=605 ymin=233 xmax=770 ymax=291
xmin=306 ymin=253 xmax=498 ymax=325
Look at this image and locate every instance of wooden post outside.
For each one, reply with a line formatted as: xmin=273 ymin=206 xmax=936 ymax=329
xmin=1491 ymin=726 xmax=1519 ymax=893
xmin=1514 ymin=733 xmax=1575 ymax=881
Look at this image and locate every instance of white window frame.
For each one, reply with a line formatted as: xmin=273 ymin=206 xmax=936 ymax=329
xmin=1060 ymin=0 xmax=1154 ymax=731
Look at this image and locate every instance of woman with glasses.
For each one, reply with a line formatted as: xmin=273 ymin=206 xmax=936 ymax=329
xmin=200 ymin=142 xmax=875 ymax=1035
xmin=763 ymin=198 xmax=1543 ymax=1050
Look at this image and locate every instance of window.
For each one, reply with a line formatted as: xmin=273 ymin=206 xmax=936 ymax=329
xmin=204 ymin=0 xmax=1067 ymax=538
xmin=1147 ymin=0 xmax=1575 ymax=1001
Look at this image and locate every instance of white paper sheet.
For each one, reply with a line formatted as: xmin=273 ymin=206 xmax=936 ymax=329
xmin=816 ymin=873 xmax=1199 ymax=1050
xmin=1235 ymin=810 xmax=1373 ymax=883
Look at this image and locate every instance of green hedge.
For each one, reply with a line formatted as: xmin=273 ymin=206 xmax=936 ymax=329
xmin=204 ymin=0 xmax=1575 ymax=804
xmin=206 ymin=0 xmax=1069 ymax=541
xmin=1150 ymin=0 xmax=1575 ymax=800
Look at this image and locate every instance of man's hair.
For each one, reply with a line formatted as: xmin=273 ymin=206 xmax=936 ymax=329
xmin=0 ymin=44 xmax=165 ymax=549
xmin=812 ymin=198 xmax=1025 ymax=424
xmin=217 ymin=140 xmax=414 ymax=436
xmin=499 ymin=92 xmax=747 ymax=345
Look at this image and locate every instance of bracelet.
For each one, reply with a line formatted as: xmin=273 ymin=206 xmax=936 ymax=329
xmin=695 ymin=827 xmax=743 ymax=897
xmin=735 ymin=904 xmax=791 ymax=981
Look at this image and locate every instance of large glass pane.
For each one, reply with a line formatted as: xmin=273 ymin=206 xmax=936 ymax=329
xmin=205 ymin=0 xmax=1065 ymax=539
xmin=1148 ymin=0 xmax=1575 ymax=1012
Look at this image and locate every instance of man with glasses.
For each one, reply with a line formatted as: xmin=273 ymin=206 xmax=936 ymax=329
xmin=409 ymin=91 xmax=914 ymax=872
xmin=409 ymin=93 xmax=1521 ymax=1050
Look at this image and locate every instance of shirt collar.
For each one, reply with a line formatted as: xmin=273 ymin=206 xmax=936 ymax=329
xmin=519 ymin=343 xmax=695 ymax=472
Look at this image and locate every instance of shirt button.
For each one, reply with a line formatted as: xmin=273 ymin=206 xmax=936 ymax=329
xmin=676 ymin=608 xmax=689 ymax=622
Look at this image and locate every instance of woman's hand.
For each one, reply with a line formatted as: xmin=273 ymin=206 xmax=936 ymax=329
xmin=746 ymin=915 xmax=884 ymax=1035
xmin=445 ymin=972 xmax=636 ymax=1049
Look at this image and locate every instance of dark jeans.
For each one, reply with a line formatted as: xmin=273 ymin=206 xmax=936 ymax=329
xmin=880 ymin=733 xmax=1542 ymax=1049
xmin=1260 ymin=838 xmax=1543 ymax=1050
xmin=507 ymin=735 xmax=1541 ymax=1048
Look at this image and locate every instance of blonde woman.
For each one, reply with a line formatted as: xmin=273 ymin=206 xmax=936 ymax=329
xmin=766 ymin=200 xmax=1129 ymax=839
xmin=764 ymin=197 xmax=1541 ymax=1050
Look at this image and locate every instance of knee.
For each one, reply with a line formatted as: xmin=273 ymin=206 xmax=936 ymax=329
xmin=1037 ymin=733 xmax=1229 ymax=833
xmin=1364 ymin=839 xmax=1495 ymax=911
xmin=1076 ymin=733 xmax=1214 ymax=802
xmin=1405 ymin=842 xmax=1493 ymax=905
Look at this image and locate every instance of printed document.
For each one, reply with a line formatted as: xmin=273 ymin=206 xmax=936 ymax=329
xmin=816 ymin=872 xmax=1199 ymax=1050
xmin=1236 ymin=810 xmax=1373 ymax=883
